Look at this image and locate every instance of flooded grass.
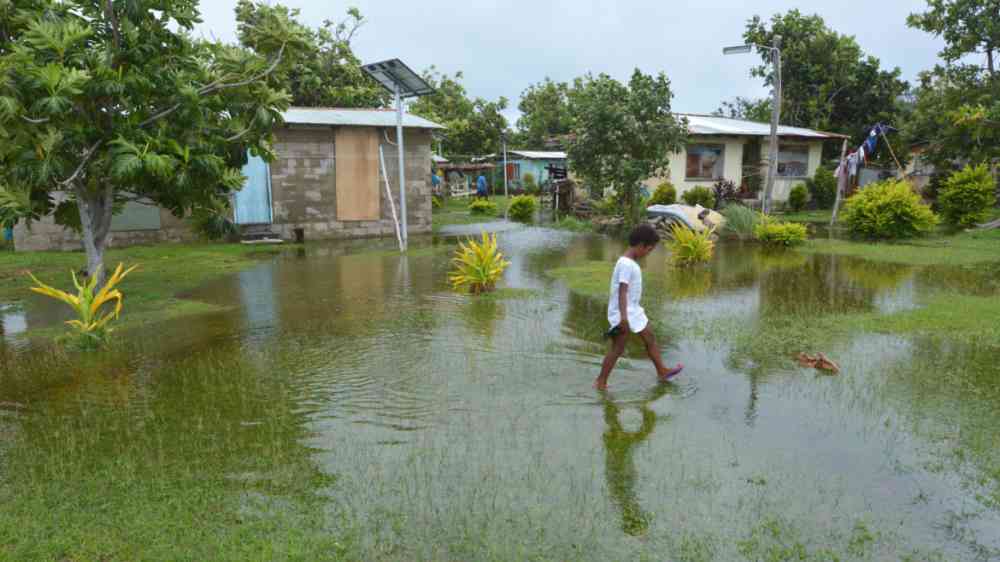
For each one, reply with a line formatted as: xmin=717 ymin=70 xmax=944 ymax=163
xmin=802 ymin=229 xmax=1000 ymax=265
xmin=432 ymin=196 xmax=513 ymax=231
xmin=2 ymin=226 xmax=1000 ymax=560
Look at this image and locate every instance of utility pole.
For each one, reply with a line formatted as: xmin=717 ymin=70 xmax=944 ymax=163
xmin=763 ymin=35 xmax=782 ymax=215
xmin=502 ymin=133 xmax=509 ymax=219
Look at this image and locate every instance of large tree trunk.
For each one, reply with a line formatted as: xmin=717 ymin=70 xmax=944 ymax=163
xmin=75 ymin=184 xmax=114 ymax=285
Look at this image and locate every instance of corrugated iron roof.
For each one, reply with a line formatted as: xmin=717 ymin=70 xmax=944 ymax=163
xmin=281 ymin=107 xmax=445 ymax=129
xmin=679 ymin=113 xmax=848 ymax=139
xmin=507 ymin=150 xmax=567 ymax=160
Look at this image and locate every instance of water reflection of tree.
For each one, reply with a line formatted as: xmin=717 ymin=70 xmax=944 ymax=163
xmin=601 ymin=384 xmax=671 ymax=536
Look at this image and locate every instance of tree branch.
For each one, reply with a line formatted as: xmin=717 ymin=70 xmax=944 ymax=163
xmin=58 ymin=140 xmax=103 ymax=188
xmin=20 ymin=115 xmax=50 ymax=124
xmin=137 ymin=43 xmax=286 ymax=129
xmin=103 ymin=0 xmax=121 ymax=57
xmin=226 ymin=127 xmax=254 ymax=142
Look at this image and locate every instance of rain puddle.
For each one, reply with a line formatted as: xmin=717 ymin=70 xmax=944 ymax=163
xmin=1 ymin=226 xmax=999 ymax=560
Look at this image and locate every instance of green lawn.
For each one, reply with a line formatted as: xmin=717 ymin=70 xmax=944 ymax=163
xmin=779 ymin=209 xmax=834 ymax=223
xmin=801 ymin=228 xmax=1000 ymax=266
xmin=432 ymin=195 xmax=512 ymax=231
xmin=1 ymin=243 xmax=285 ymax=332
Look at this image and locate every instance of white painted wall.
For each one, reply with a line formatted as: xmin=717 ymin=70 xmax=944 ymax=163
xmin=643 ymin=137 xmax=825 ymax=203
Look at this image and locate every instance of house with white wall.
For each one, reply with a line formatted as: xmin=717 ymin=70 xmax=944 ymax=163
xmin=643 ymin=114 xmax=848 ymax=203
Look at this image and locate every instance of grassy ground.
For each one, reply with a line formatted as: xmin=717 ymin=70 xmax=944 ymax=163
xmin=801 ymin=228 xmax=1000 ymax=266
xmin=432 ymin=195 xmax=512 ymax=231
xmin=1 ymin=243 xmax=285 ymax=332
xmin=779 ymin=209 xmax=834 ymax=223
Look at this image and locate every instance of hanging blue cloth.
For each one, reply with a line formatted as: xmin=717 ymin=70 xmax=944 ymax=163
xmin=3 ymin=226 xmax=12 ymax=242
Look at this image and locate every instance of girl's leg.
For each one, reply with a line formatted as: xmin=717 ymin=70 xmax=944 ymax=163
xmin=595 ymin=332 xmax=627 ymax=390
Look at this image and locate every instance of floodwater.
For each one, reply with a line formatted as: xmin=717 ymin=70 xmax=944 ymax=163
xmin=2 ymin=225 xmax=999 ymax=560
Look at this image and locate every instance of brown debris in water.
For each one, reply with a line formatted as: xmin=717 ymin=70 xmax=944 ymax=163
xmin=797 ymin=352 xmax=840 ymax=374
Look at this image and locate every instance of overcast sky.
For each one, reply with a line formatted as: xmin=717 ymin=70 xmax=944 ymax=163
xmin=196 ymin=0 xmax=947 ymax=128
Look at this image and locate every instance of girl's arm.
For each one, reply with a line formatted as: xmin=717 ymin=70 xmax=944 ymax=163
xmin=618 ymin=282 xmax=629 ymax=331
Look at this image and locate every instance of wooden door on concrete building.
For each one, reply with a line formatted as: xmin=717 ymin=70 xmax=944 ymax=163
xmin=335 ymin=127 xmax=380 ymax=221
xmin=235 ymin=154 xmax=273 ymax=225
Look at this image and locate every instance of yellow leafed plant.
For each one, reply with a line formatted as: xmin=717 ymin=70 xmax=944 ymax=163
xmin=28 ymin=263 xmax=138 ymax=347
xmin=449 ymin=231 xmax=510 ymax=294
xmin=668 ymin=223 xmax=715 ymax=266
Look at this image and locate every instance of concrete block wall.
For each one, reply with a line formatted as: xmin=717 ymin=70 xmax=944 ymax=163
xmin=268 ymin=125 xmax=433 ymax=242
xmin=13 ymin=194 xmax=195 ymax=252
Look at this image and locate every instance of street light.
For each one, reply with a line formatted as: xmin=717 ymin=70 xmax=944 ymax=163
xmin=724 ymin=36 xmax=782 ymax=214
xmin=362 ymin=58 xmax=434 ymax=252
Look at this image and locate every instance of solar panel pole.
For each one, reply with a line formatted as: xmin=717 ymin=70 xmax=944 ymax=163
xmin=395 ymin=83 xmax=408 ymax=251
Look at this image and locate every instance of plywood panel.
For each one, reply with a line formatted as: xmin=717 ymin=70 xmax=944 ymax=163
xmin=335 ymin=127 xmax=380 ymax=221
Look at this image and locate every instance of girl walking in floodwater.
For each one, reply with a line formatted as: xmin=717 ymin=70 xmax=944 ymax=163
xmin=594 ymin=224 xmax=683 ymax=390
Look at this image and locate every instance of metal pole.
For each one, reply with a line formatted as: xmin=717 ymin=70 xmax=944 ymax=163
xmin=395 ymin=84 xmax=408 ymax=251
xmin=502 ymin=135 xmax=509 ymax=219
xmin=763 ymin=36 xmax=781 ymax=214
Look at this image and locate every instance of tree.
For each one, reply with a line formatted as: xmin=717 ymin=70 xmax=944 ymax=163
xmin=408 ymin=68 xmax=509 ymax=156
xmin=566 ymin=69 xmax=687 ymax=224
xmin=516 ymin=78 xmax=571 ymax=147
xmin=903 ymin=64 xmax=1000 ymax=170
xmin=744 ymin=10 xmax=908 ymax=151
xmin=0 ymin=0 xmax=306 ymax=280
xmin=714 ymin=97 xmax=772 ymax=123
xmin=908 ymin=0 xmax=1000 ymax=77
xmin=235 ymin=1 xmax=387 ymax=108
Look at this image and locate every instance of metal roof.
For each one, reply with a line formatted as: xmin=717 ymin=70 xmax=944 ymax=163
xmin=432 ymin=154 xmax=449 ymax=163
xmin=507 ymin=150 xmax=567 ymax=160
xmin=678 ymin=113 xmax=848 ymax=139
xmin=281 ymin=107 xmax=444 ymax=129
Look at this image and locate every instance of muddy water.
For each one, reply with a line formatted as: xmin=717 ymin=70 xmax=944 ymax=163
xmin=2 ymin=226 xmax=999 ymax=560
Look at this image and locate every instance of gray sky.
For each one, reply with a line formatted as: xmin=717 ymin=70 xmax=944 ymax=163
xmin=196 ymin=0 xmax=946 ymax=128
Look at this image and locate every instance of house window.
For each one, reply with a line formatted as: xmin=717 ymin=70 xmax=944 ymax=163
xmin=686 ymin=144 xmax=725 ymax=180
xmin=506 ymin=162 xmax=521 ymax=181
xmin=777 ymin=144 xmax=810 ymax=177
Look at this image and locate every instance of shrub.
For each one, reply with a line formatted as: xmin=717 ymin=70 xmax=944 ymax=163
xmin=189 ymin=198 xmax=238 ymax=241
xmin=432 ymin=195 xmax=443 ymax=210
xmin=522 ymin=172 xmax=539 ymax=195
xmin=553 ymin=216 xmax=593 ymax=232
xmin=754 ymin=218 xmax=808 ymax=246
xmin=681 ymin=186 xmax=716 ymax=209
xmin=807 ymin=167 xmax=837 ymax=209
xmin=27 ymin=263 xmax=137 ymax=349
xmin=721 ymin=203 xmax=760 ymax=241
xmin=507 ymin=195 xmax=537 ymax=222
xmin=668 ymin=223 xmax=715 ymax=266
xmin=712 ymin=179 xmax=738 ymax=208
xmin=649 ymin=181 xmax=677 ymax=206
xmin=842 ymin=179 xmax=939 ymax=239
xmin=468 ymin=199 xmax=498 ymax=216
xmin=787 ymin=183 xmax=808 ymax=212
xmin=938 ymin=163 xmax=996 ymax=228
xmin=449 ymin=232 xmax=510 ymax=294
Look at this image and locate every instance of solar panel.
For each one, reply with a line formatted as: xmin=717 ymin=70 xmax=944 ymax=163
xmin=362 ymin=59 xmax=435 ymax=98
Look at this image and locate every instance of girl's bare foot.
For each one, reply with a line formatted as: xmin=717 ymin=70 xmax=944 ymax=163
xmin=658 ymin=363 xmax=684 ymax=382
xmin=594 ymin=378 xmax=609 ymax=390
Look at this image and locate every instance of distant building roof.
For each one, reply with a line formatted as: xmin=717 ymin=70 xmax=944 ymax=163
xmin=432 ymin=154 xmax=449 ymax=163
xmin=506 ymin=150 xmax=567 ymax=160
xmin=678 ymin=114 xmax=848 ymax=139
xmin=281 ymin=107 xmax=444 ymax=129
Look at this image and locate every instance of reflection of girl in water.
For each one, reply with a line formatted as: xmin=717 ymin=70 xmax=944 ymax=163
xmin=601 ymin=385 xmax=669 ymax=536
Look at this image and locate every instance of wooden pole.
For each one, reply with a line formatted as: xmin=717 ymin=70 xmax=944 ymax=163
xmin=830 ymin=138 xmax=849 ymax=226
xmin=881 ymin=130 xmax=904 ymax=175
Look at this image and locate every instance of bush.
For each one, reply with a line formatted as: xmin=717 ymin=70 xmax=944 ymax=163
xmin=842 ymin=179 xmax=939 ymax=239
xmin=754 ymin=218 xmax=808 ymax=246
xmin=938 ymin=163 xmax=996 ymax=228
xmin=449 ymin=232 xmax=511 ymax=295
xmin=432 ymin=195 xmax=443 ymax=210
xmin=468 ymin=199 xmax=498 ymax=216
xmin=681 ymin=186 xmax=716 ymax=209
xmin=668 ymin=223 xmax=715 ymax=266
xmin=788 ymin=183 xmax=808 ymax=212
xmin=508 ymin=195 xmax=537 ymax=222
xmin=807 ymin=167 xmax=837 ymax=209
xmin=189 ymin=198 xmax=238 ymax=241
xmin=649 ymin=181 xmax=677 ymax=205
xmin=712 ymin=179 xmax=738 ymax=208
xmin=522 ymin=172 xmax=539 ymax=195
xmin=720 ymin=203 xmax=760 ymax=241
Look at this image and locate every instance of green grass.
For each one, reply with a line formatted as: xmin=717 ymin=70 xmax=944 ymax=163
xmin=432 ymin=196 xmax=512 ymax=231
xmin=545 ymin=261 xmax=611 ymax=298
xmin=550 ymin=216 xmax=595 ymax=233
xmin=0 ymin=243 xmax=285 ymax=335
xmin=779 ymin=209 xmax=833 ymax=223
xmin=801 ymin=229 xmax=1000 ymax=266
